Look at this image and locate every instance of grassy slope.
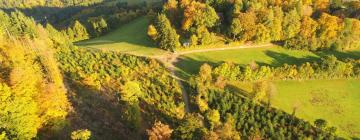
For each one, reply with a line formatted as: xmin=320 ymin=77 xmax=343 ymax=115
xmin=176 ymin=46 xmax=319 ymax=77
xmin=175 ymin=46 xmax=360 ymax=77
xmin=273 ymin=79 xmax=360 ymax=138
xmin=76 ymin=17 xmax=167 ymax=56
xmin=230 ymin=79 xmax=360 ymax=138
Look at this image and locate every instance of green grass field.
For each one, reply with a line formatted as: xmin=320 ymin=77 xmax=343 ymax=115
xmin=272 ymin=79 xmax=360 ymax=138
xmin=76 ymin=17 xmax=167 ymax=56
xmin=175 ymin=46 xmax=360 ymax=77
xmin=175 ymin=46 xmax=319 ymax=77
xmin=229 ymin=79 xmax=360 ymax=138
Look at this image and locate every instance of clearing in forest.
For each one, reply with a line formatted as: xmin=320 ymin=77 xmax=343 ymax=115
xmin=175 ymin=46 xmax=360 ymax=77
xmin=76 ymin=17 xmax=167 ymax=56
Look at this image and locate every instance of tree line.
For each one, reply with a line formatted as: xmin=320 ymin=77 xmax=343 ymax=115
xmin=201 ymin=55 xmax=360 ymax=82
xmin=148 ymin=0 xmax=360 ymax=51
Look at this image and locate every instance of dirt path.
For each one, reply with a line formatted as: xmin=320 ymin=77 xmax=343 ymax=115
xmin=176 ymin=43 xmax=272 ymax=55
xmin=148 ymin=43 xmax=274 ymax=113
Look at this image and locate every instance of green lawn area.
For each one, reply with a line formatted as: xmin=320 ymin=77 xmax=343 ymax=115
xmin=175 ymin=46 xmax=360 ymax=78
xmin=76 ymin=17 xmax=167 ymax=56
xmin=229 ymin=79 xmax=360 ymax=138
xmin=272 ymin=79 xmax=360 ymax=139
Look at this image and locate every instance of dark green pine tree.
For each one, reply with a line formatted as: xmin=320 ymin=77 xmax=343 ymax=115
xmin=154 ymin=14 xmax=180 ymax=51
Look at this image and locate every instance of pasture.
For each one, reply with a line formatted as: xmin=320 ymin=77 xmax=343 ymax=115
xmin=273 ymin=79 xmax=360 ymax=138
xmin=76 ymin=17 xmax=167 ymax=56
xmin=229 ymin=79 xmax=360 ymax=138
xmin=175 ymin=46 xmax=360 ymax=77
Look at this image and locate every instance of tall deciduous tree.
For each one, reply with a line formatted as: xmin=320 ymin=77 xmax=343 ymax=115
xmin=71 ymin=129 xmax=91 ymax=140
xmin=120 ymin=81 xmax=142 ymax=104
xmin=88 ymin=17 xmax=108 ymax=37
xmin=337 ymin=18 xmax=360 ymax=50
xmin=206 ymin=109 xmax=220 ymax=130
xmin=230 ymin=11 xmax=257 ymax=41
xmin=317 ymin=13 xmax=342 ymax=41
xmin=216 ymin=114 xmax=241 ymax=140
xmin=182 ymin=1 xmax=219 ymax=31
xmin=71 ymin=20 xmax=89 ymax=41
xmin=148 ymin=24 xmax=158 ymax=41
xmin=283 ymin=9 xmax=301 ymax=39
xmin=271 ymin=6 xmax=283 ymax=40
xmin=147 ymin=121 xmax=173 ymax=140
xmin=300 ymin=16 xmax=318 ymax=39
xmin=314 ymin=0 xmax=330 ymax=12
xmin=254 ymin=23 xmax=271 ymax=42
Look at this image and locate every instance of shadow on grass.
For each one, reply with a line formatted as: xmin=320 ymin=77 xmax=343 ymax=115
xmin=75 ymin=17 xmax=157 ymax=50
xmin=175 ymin=50 xmax=321 ymax=77
xmin=174 ymin=56 xmax=220 ymax=77
xmin=265 ymin=50 xmax=320 ymax=66
xmin=226 ymin=84 xmax=251 ymax=98
xmin=316 ymin=50 xmax=360 ymax=60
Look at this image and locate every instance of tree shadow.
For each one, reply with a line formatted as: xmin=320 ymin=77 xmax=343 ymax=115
xmin=226 ymin=84 xmax=251 ymax=98
xmin=37 ymin=79 xmax=135 ymax=140
xmin=175 ymin=50 xmax=322 ymax=79
xmin=265 ymin=50 xmax=320 ymax=66
xmin=38 ymin=77 xmax=184 ymax=140
xmin=315 ymin=50 xmax=360 ymax=60
xmin=74 ymin=16 xmax=157 ymax=49
xmin=174 ymin=56 xmax=221 ymax=77
xmin=65 ymin=80 xmax=132 ymax=140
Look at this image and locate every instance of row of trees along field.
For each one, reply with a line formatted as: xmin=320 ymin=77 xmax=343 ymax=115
xmin=177 ymin=56 xmax=360 ymax=139
xmin=148 ymin=0 xmax=360 ymax=51
xmin=198 ymin=55 xmax=360 ymax=82
xmin=0 ymin=9 xmax=186 ymax=140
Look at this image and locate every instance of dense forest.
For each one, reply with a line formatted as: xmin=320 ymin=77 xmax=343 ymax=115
xmin=0 ymin=9 xmax=184 ymax=140
xmin=0 ymin=0 xmax=359 ymax=140
xmin=148 ymin=0 xmax=360 ymax=51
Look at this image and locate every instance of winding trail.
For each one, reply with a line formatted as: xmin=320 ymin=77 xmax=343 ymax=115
xmin=149 ymin=43 xmax=273 ymax=113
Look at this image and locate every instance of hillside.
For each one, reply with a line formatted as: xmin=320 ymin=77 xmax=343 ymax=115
xmin=0 ymin=0 xmax=359 ymax=140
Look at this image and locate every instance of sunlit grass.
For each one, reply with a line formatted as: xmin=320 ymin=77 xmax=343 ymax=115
xmin=175 ymin=46 xmax=319 ymax=77
xmin=76 ymin=17 xmax=167 ymax=56
xmin=272 ymin=79 xmax=360 ymax=138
